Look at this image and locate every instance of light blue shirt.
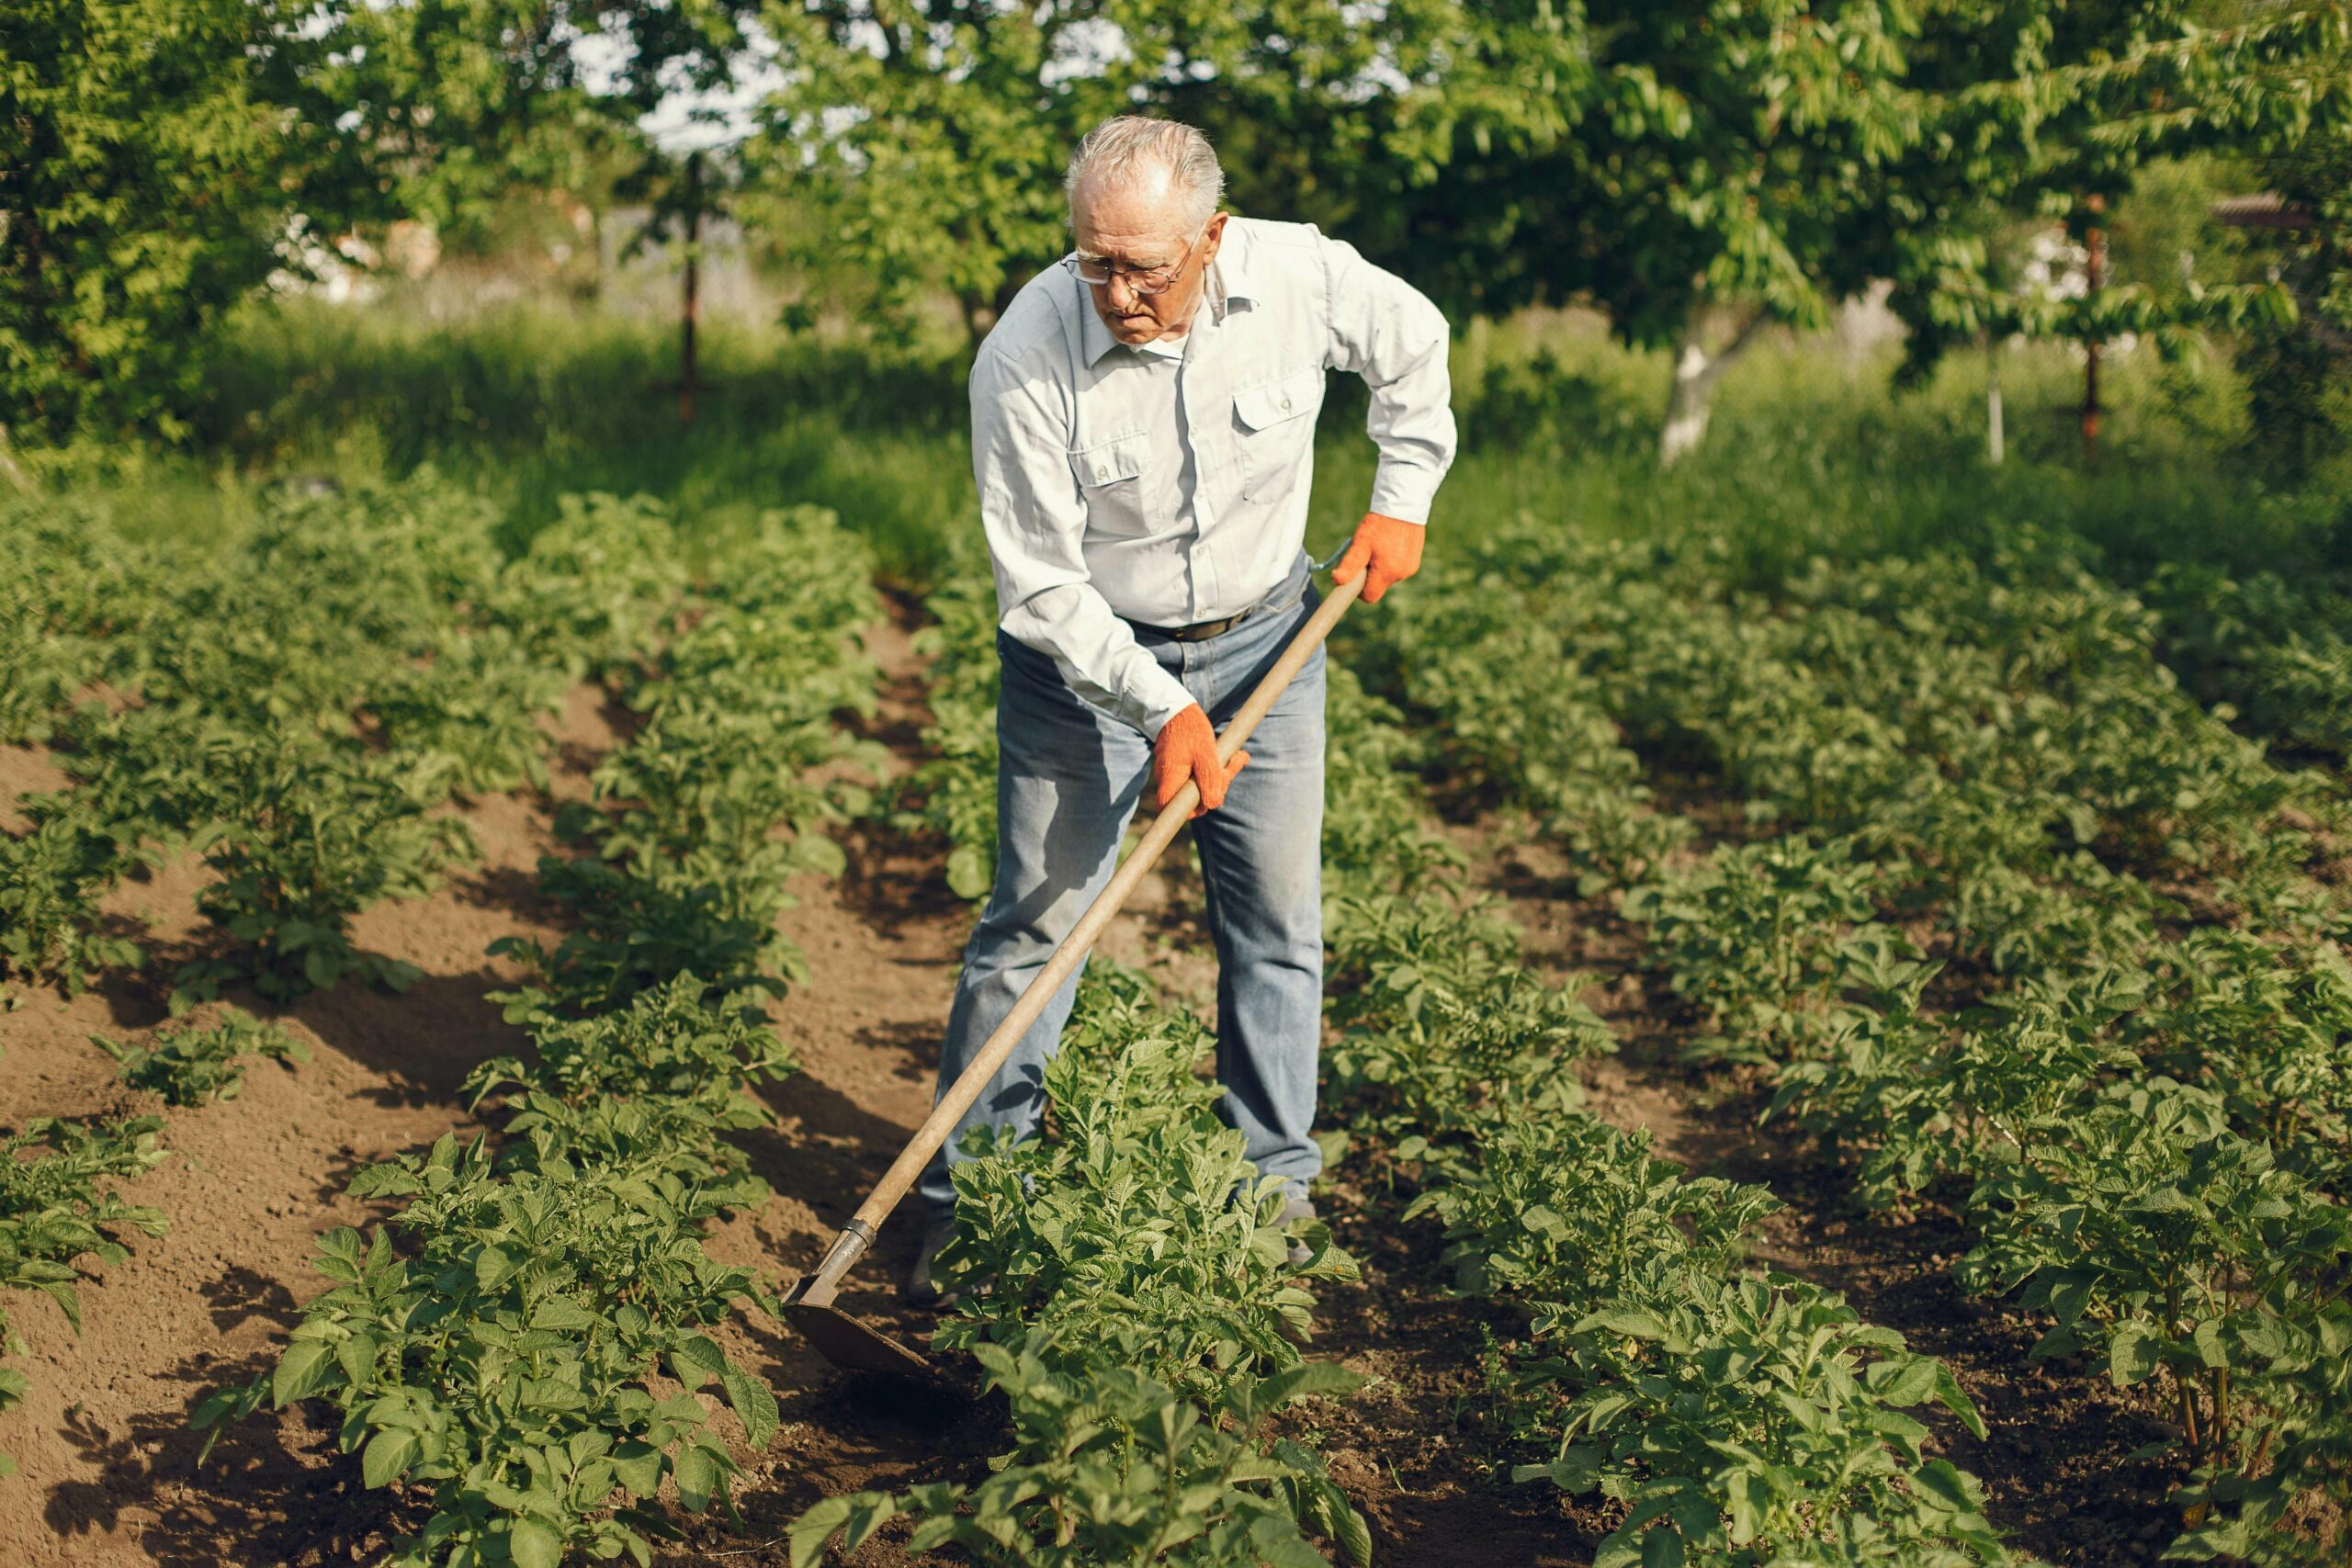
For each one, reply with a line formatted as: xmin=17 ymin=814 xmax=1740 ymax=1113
xmin=969 ymin=216 xmax=1457 ymax=736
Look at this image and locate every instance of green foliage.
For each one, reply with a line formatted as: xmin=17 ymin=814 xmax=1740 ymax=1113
xmin=1962 ymin=1078 xmax=2352 ymax=1487
xmin=894 ymin=537 xmax=1003 ymax=900
xmin=790 ymin=1341 xmax=1370 ymax=1568
xmin=0 ymin=473 xmax=669 ymax=1004
xmin=2143 ymin=562 xmax=2352 ymax=761
xmin=1623 ymin=838 xmax=1889 ymax=1066
xmin=0 ymin=1114 xmax=170 ymax=1476
xmin=1408 ymin=1114 xmax=2006 ymax=1567
xmin=171 ymin=735 xmax=476 ymax=1008
xmin=96 ymin=1008 xmax=310 ymax=1106
xmin=1355 ymin=502 xmax=2352 ymax=1557
xmin=195 ymin=1136 xmax=780 ymax=1568
xmin=1324 ymin=893 xmax=1611 ymax=1147
xmin=0 ymin=0 xmax=318 ymax=441
xmin=492 ymin=504 xmax=882 ymax=1015
xmin=195 ymin=505 xmax=878 ymax=1562
xmin=936 ymin=968 xmax=1356 ymax=1410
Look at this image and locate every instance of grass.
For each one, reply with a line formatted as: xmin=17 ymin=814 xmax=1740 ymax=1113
xmin=26 ymin=287 xmax=2352 ymax=604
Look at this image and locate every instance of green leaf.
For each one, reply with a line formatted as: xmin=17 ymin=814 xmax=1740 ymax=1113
xmin=791 ymin=1495 xmax=858 ymax=1568
xmin=509 ymin=1517 xmax=562 ymax=1568
xmin=1249 ymin=1362 xmax=1366 ymax=1417
xmin=529 ymin=1299 xmax=597 ymax=1334
xmin=673 ymin=1440 xmax=718 ymax=1511
xmin=1642 ymin=1527 xmax=1686 ymax=1568
xmin=610 ymin=1441 xmax=663 ymax=1498
xmin=1577 ymin=1306 xmax=1669 ymax=1340
xmin=1866 ymin=1354 xmax=1940 ymax=1406
xmin=2109 ymin=1324 xmax=2161 ymax=1388
xmin=475 ymin=1243 xmax=527 ymax=1292
xmin=271 ymin=1340 xmax=336 ymax=1408
xmin=1914 ymin=1460 xmax=1981 ymax=1515
xmin=668 ymin=1334 xmax=728 ymax=1390
xmin=721 ymin=1362 xmax=781 ymax=1450
xmin=361 ymin=1427 xmax=419 ymax=1489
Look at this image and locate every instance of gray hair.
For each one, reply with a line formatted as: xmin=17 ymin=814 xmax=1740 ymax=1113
xmin=1065 ymin=116 xmax=1225 ymax=234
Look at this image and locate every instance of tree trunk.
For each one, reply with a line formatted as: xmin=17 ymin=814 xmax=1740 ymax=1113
xmin=679 ymin=154 xmax=702 ymax=429
xmin=1658 ymin=300 xmax=1766 ymax=468
xmin=2082 ymin=193 xmax=2107 ymax=462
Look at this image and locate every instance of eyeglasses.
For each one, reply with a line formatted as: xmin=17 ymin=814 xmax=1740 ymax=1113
xmin=1071 ymin=220 xmax=1210 ymax=297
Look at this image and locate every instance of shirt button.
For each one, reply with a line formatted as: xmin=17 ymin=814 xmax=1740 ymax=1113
xmin=1280 ymin=397 xmax=1292 ymax=411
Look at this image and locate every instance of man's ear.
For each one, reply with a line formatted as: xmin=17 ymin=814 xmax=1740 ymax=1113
xmin=1202 ymin=211 xmax=1230 ymax=259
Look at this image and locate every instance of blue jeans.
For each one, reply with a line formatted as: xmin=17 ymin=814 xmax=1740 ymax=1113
xmin=918 ymin=556 xmax=1327 ymax=1218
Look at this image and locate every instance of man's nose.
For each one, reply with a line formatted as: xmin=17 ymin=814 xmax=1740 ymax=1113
xmin=1105 ymin=273 xmax=1144 ymax=310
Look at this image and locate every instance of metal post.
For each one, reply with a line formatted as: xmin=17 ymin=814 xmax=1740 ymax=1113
xmin=680 ymin=152 xmax=702 ymax=429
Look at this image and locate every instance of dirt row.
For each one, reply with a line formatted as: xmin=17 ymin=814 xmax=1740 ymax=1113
xmin=0 ymin=614 xmax=2156 ymax=1568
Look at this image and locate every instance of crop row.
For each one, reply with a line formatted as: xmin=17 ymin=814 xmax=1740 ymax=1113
xmin=3 ymin=476 xmax=662 ymax=1485
xmin=186 ymin=498 xmax=885 ymax=1567
xmin=0 ymin=479 xmax=693 ymax=1008
xmin=1314 ymin=658 xmax=2015 ymax=1566
xmin=1358 ymin=518 xmax=2352 ymax=1562
xmin=0 ymin=1009 xmax=311 ymax=1475
xmin=798 ymin=545 xmax=1375 ymax=1564
xmin=813 ymin=559 xmax=2014 ymax=1564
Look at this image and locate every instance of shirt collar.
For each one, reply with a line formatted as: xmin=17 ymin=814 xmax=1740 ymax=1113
xmin=1075 ymin=219 xmax=1258 ymax=367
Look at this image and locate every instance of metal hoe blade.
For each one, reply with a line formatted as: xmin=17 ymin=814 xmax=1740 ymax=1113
xmin=782 ymin=1292 xmax=938 ymax=1383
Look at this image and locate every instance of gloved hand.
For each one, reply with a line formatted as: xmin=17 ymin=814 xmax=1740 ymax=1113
xmin=1152 ymin=703 xmax=1249 ymax=819
xmin=1334 ymin=512 xmax=1425 ymax=604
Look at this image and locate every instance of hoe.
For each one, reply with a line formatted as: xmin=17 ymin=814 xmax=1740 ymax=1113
xmin=782 ymin=569 xmax=1363 ymax=1382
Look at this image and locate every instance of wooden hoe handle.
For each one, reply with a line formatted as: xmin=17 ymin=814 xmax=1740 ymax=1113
xmin=793 ymin=570 xmax=1363 ymax=1306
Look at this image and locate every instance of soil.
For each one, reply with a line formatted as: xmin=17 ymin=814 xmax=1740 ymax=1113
xmin=3 ymin=605 xmax=2177 ymax=1568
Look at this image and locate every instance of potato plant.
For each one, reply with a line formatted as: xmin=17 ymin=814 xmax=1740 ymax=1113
xmin=0 ymin=477 xmax=738 ymax=1008
xmin=791 ymin=1342 xmax=1369 ymax=1568
xmin=1363 ymin=513 xmax=2352 ymax=1559
xmin=96 ymin=1008 xmax=311 ymax=1106
xmin=893 ymin=535 xmax=1006 ymax=900
xmin=196 ymin=1136 xmax=781 ymax=1568
xmin=0 ymin=1115 xmax=170 ymax=1477
xmin=935 ymin=964 xmax=1356 ymax=1409
xmin=198 ymin=506 xmax=882 ymax=1564
xmin=493 ymin=506 xmax=882 ymax=1017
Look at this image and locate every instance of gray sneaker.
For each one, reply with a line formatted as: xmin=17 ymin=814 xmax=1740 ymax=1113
xmin=902 ymin=1213 xmax=959 ymax=1308
xmin=1275 ymin=1195 xmax=1319 ymax=1268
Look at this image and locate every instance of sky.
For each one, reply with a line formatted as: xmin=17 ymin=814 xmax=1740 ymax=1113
xmin=570 ymin=24 xmax=786 ymax=154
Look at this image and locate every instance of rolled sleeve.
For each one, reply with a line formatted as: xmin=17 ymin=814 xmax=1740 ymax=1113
xmin=972 ymin=348 xmax=1195 ymax=736
xmin=1319 ymin=232 xmax=1457 ymax=526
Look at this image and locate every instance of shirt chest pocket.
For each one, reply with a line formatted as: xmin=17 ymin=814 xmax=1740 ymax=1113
xmin=1069 ymin=431 xmax=1154 ymax=539
xmin=1232 ymin=367 xmax=1323 ymax=502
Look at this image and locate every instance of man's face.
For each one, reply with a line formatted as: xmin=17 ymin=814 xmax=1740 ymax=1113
xmin=1069 ymin=171 xmax=1227 ymax=347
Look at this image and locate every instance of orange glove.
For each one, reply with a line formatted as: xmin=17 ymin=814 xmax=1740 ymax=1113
xmin=1152 ymin=703 xmax=1249 ymax=819
xmin=1334 ymin=512 xmax=1425 ymax=604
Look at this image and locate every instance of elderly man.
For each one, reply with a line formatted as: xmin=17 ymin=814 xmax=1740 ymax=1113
xmin=909 ymin=115 xmax=1456 ymax=1303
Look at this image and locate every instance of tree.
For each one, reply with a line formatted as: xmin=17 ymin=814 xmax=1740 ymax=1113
xmin=0 ymin=0 xmax=322 ymax=444
xmin=2226 ymin=35 xmax=2352 ymax=476
xmin=745 ymin=0 xmax=1463 ymax=346
xmin=311 ymin=0 xmax=767 ymax=236
xmin=1884 ymin=0 xmax=2346 ymax=459
xmin=1 ymin=0 xmax=767 ymax=446
xmin=1364 ymin=0 xmax=2348 ymax=462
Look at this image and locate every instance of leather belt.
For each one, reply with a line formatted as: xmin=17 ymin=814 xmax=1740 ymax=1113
xmin=1120 ymin=555 xmax=1318 ymax=644
xmin=1130 ymin=608 xmax=1250 ymax=643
